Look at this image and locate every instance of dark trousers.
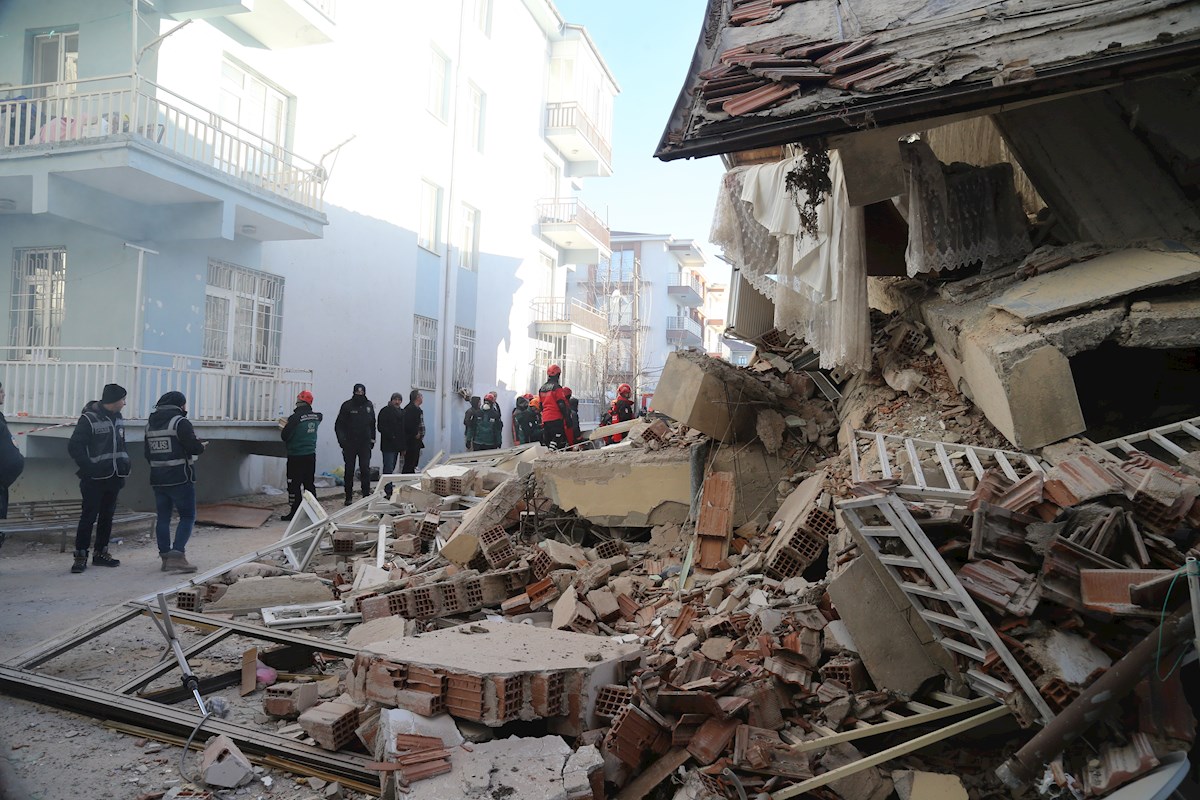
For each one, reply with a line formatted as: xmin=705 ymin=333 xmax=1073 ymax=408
xmin=286 ymin=453 xmax=317 ymax=515
xmin=75 ymin=476 xmax=124 ymax=553
xmin=154 ymin=482 xmax=196 ymax=554
xmin=342 ymin=442 xmax=372 ymax=498
xmin=0 ymin=483 xmax=8 ymax=519
xmin=542 ymin=419 xmax=568 ymax=450
xmin=402 ymin=446 xmax=421 ymax=474
xmin=381 ymin=451 xmax=401 ymax=495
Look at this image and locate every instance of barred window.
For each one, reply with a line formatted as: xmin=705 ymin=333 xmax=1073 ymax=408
xmin=412 ymin=315 xmax=439 ymax=390
xmin=453 ymin=326 xmax=475 ymax=393
xmin=10 ymin=246 xmax=66 ymax=358
xmin=204 ymin=259 xmax=284 ymax=369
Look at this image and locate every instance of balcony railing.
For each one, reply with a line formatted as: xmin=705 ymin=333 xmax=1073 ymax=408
xmin=666 ymin=316 xmax=703 ymax=339
xmin=536 ymin=197 xmax=611 ymax=251
xmin=530 ymin=297 xmax=608 ymax=336
xmin=0 ymin=74 xmax=325 ymax=211
xmin=545 ymin=102 xmax=612 ymax=167
xmin=0 ymin=347 xmax=312 ymax=422
xmin=670 ymin=272 xmax=705 ymax=295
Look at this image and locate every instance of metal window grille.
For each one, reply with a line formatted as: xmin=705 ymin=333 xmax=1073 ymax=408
xmin=458 ymin=204 xmax=479 ymax=271
xmin=419 ymin=181 xmax=442 ymax=253
xmin=203 ymin=259 xmax=284 ymax=368
xmin=10 ymin=247 xmax=67 ymax=358
xmin=412 ymin=315 xmax=439 ymax=390
xmin=453 ymin=326 xmax=475 ymax=393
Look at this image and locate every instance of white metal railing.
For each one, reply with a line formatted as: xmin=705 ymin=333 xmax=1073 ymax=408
xmin=530 ymin=297 xmax=608 ymax=336
xmin=669 ymin=272 xmax=704 ymax=296
xmin=545 ymin=102 xmax=612 ymax=167
xmin=536 ymin=197 xmax=610 ymax=251
xmin=0 ymin=347 xmax=312 ymax=422
xmin=666 ymin=316 xmax=703 ymax=339
xmin=0 ymin=74 xmax=325 ymax=211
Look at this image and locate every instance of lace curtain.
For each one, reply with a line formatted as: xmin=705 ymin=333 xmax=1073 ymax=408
xmin=902 ymin=139 xmax=1031 ymax=276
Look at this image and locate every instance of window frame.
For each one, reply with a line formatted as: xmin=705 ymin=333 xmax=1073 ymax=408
xmin=203 ymin=259 xmax=285 ymax=372
xmin=412 ymin=315 xmax=439 ymax=391
xmin=9 ymin=246 xmax=67 ymax=359
xmin=453 ymin=326 xmax=476 ymax=393
xmin=418 ymin=180 xmax=444 ymax=254
xmin=467 ymin=83 xmax=486 ymax=153
xmin=472 ymin=0 xmax=492 ymax=36
xmin=458 ymin=203 xmax=480 ymax=271
xmin=427 ymin=47 xmax=451 ymax=121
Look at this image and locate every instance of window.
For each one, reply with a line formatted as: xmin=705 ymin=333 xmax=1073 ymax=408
xmin=458 ymin=204 xmax=480 ymax=271
xmin=542 ymin=158 xmax=560 ymax=200
xmin=471 ymin=0 xmax=492 ymax=35
xmin=10 ymin=247 xmax=66 ymax=357
xmin=204 ymin=260 xmax=284 ymax=369
xmin=32 ymin=30 xmax=78 ymax=96
xmin=467 ymin=84 xmax=486 ymax=152
xmin=219 ymin=58 xmax=290 ymax=153
xmin=428 ymin=48 xmax=450 ymax=120
xmin=418 ymin=180 xmax=443 ymax=253
xmin=453 ymin=327 xmax=476 ymax=393
xmin=412 ymin=316 xmax=439 ymax=390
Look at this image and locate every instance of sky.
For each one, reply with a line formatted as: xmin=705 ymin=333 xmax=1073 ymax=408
xmin=553 ymin=0 xmax=730 ymax=282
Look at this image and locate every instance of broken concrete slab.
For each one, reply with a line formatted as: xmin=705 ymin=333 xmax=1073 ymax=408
xmin=400 ymin=735 xmax=587 ymax=800
xmin=891 ymin=770 xmax=968 ymax=800
xmin=206 ymin=574 xmax=334 ymax=615
xmin=991 ymin=248 xmax=1200 ymax=323
xmin=347 ymin=616 xmax=417 ymax=648
xmin=535 ymin=448 xmax=692 ymax=527
xmin=654 ymin=351 xmax=777 ymax=442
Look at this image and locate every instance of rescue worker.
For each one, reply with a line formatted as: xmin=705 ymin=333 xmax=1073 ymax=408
xmin=335 ymin=383 xmax=375 ymax=505
xmin=463 ymin=396 xmax=481 ymax=451
xmin=377 ymin=392 xmax=406 ymax=497
xmin=564 ymin=388 xmax=583 ymax=446
xmin=67 ymin=383 xmax=131 ymax=573
xmin=538 ymin=364 xmax=572 ymax=449
xmin=471 ymin=392 xmax=503 ymax=451
xmin=526 ymin=397 xmax=544 ymax=444
xmin=401 ymin=390 xmax=424 ymax=473
xmin=144 ymin=391 xmax=204 ymax=573
xmin=513 ymin=395 xmax=532 ymax=444
xmin=281 ymin=390 xmax=322 ymax=520
xmin=611 ymin=383 xmax=636 ymax=444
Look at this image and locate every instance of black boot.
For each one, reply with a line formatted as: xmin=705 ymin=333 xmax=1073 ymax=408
xmin=71 ymin=549 xmax=88 ymax=573
xmin=92 ymin=549 xmax=121 ymax=567
xmin=281 ymin=499 xmax=299 ymax=522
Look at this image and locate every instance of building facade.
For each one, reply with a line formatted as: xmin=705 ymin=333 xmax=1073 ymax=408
xmin=0 ymin=0 xmax=616 ymax=501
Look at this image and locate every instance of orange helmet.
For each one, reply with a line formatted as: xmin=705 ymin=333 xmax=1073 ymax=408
xmin=529 ymin=397 xmax=541 ymax=410
xmin=618 ymin=383 xmax=631 ymax=397
xmin=484 ymin=392 xmax=497 ymax=402
xmin=547 ymin=364 xmax=561 ymax=377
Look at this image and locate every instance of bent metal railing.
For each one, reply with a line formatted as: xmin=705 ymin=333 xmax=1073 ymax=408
xmin=0 ymin=74 xmax=325 ymax=211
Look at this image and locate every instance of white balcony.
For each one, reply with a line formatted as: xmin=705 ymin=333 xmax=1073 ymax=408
xmin=537 ymin=197 xmax=611 ymax=265
xmin=668 ymin=272 xmax=705 ymax=307
xmin=0 ymin=347 xmax=311 ymax=424
xmin=666 ymin=316 xmax=704 ymax=348
xmin=0 ymin=74 xmax=326 ymax=235
xmin=161 ymin=0 xmax=335 ymax=48
xmin=545 ymin=102 xmax=613 ymax=178
xmin=530 ymin=297 xmax=608 ymax=340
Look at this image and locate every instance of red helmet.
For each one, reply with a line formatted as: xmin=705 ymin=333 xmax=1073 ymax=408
xmin=563 ymin=387 xmax=573 ymax=398
xmin=522 ymin=393 xmax=534 ymax=401
xmin=547 ymin=364 xmax=561 ymax=377
xmin=484 ymin=392 xmax=497 ymax=402
xmin=618 ymin=383 xmax=631 ymax=397
xmin=297 ymin=390 xmax=314 ymax=404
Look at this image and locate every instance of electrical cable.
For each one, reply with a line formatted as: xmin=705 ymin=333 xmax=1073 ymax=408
xmin=1154 ymin=562 xmax=1200 ymax=680
xmin=179 ymin=709 xmax=214 ymax=785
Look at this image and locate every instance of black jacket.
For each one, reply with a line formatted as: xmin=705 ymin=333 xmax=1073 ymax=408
xmin=144 ymin=405 xmax=205 ymax=486
xmin=68 ymin=401 xmax=131 ymax=480
xmin=335 ymin=395 xmax=376 ymax=448
xmin=402 ymin=403 xmax=424 ymax=451
xmin=0 ymin=412 xmax=24 ymax=488
xmin=377 ymin=404 xmax=406 ymax=453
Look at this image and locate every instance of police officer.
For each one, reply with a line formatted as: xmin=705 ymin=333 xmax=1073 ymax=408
xmin=67 ymin=383 xmax=131 ymax=573
xmin=281 ymin=390 xmax=322 ymax=520
xmin=145 ymin=391 xmax=205 ymax=573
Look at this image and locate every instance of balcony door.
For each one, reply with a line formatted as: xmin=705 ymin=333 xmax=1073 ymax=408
xmin=218 ymin=59 xmax=290 ymax=179
xmin=32 ymin=31 xmax=78 ymax=97
xmin=10 ymin=247 xmax=66 ymax=359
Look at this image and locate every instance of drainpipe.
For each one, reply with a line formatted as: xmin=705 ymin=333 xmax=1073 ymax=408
xmin=436 ymin=0 xmax=468 ymax=457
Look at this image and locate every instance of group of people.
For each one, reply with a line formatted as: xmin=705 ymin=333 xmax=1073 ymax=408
xmin=282 ymin=384 xmax=427 ymax=518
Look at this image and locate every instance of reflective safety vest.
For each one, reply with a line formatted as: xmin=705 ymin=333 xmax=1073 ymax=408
xmin=146 ymin=414 xmax=196 ymax=486
xmin=79 ymin=407 xmax=131 ymax=480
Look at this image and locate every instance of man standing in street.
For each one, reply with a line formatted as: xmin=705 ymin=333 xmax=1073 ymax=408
xmin=377 ymin=392 xmax=406 ymax=497
xmin=280 ymin=390 xmax=321 ymax=521
xmin=335 ymin=383 xmax=375 ymax=505
xmin=68 ymin=383 xmax=130 ymax=573
xmin=471 ymin=392 xmax=503 ymax=451
xmin=0 ymin=382 xmax=25 ymax=549
xmin=145 ymin=391 xmax=204 ymax=573
xmin=401 ymin=390 xmax=424 ymax=474
xmin=538 ymin=364 xmax=573 ymax=450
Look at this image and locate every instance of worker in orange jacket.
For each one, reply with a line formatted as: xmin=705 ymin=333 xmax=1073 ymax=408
xmin=538 ymin=364 xmax=573 ymax=449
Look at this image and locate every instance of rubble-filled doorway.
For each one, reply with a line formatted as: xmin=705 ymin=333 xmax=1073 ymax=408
xmin=1069 ymin=342 xmax=1200 ymax=441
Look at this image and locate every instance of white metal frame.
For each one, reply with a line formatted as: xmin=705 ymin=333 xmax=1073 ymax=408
xmin=412 ymin=315 xmax=439 ymax=391
xmin=1100 ymin=415 xmax=1200 ymax=465
xmin=9 ymin=246 xmax=67 ymax=357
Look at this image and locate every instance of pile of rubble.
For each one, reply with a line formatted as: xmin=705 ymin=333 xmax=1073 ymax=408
xmin=41 ymin=333 xmax=1200 ymax=800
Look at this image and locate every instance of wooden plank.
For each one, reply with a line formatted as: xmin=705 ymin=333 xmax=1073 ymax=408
xmin=772 ymin=706 xmax=1010 ymax=798
xmin=904 ymin=439 xmax=927 ymax=489
xmin=588 ymin=418 xmax=639 ymax=441
xmin=787 ymin=697 xmax=996 ymax=753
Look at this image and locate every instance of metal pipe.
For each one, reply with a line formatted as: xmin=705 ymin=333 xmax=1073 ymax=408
xmin=995 ymin=605 xmax=1195 ymax=791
